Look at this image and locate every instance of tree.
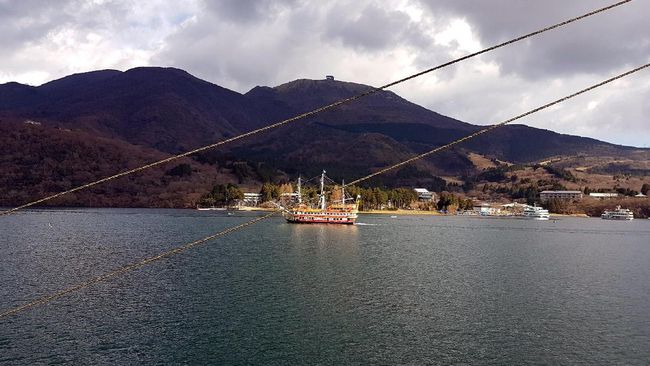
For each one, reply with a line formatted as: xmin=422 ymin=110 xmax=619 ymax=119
xmin=525 ymin=186 xmax=539 ymax=205
xmin=642 ymin=183 xmax=650 ymax=195
xmin=462 ymin=179 xmax=475 ymax=192
xmin=166 ymin=163 xmax=192 ymax=177
xmin=546 ymin=198 xmax=570 ymax=214
xmin=232 ymin=162 xmax=253 ymax=183
xmin=330 ymin=185 xmax=343 ymax=204
xmin=477 ymin=166 xmax=508 ymax=182
xmin=226 ymin=183 xmax=243 ymax=203
xmin=437 ymin=193 xmax=464 ymax=212
xmin=260 ymin=183 xmax=279 ymax=202
xmin=210 ymin=184 xmax=228 ymax=203
xmin=201 ymin=183 xmax=244 ymax=206
xmin=278 ymin=183 xmax=293 ymax=195
xmin=429 ymin=176 xmax=447 ymax=193
xmin=373 ymin=188 xmax=389 ymax=208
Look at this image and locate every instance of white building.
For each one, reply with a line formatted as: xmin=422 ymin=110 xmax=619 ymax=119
xmin=281 ymin=192 xmax=300 ymax=203
xmin=540 ymin=190 xmax=583 ymax=202
xmin=474 ymin=203 xmax=502 ymax=216
xmin=414 ymin=188 xmax=435 ymax=202
xmin=242 ymin=193 xmax=261 ymax=206
xmin=589 ymin=192 xmax=619 ymax=199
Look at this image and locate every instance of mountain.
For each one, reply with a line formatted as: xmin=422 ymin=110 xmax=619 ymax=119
xmin=237 ymin=78 xmax=646 ymax=183
xmin=1 ymin=67 xmax=648 ymax=207
xmin=0 ymin=67 xmax=264 ymax=152
xmin=247 ymin=79 xmax=476 ymax=130
xmin=245 ymin=78 xmax=641 ymax=162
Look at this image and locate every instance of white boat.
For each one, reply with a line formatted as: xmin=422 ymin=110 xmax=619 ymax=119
xmin=601 ymin=206 xmax=634 ymax=220
xmin=196 ymin=206 xmax=227 ymax=211
xmin=523 ymin=204 xmax=550 ymax=220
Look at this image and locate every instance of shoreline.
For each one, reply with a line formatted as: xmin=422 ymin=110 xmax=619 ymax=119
xmin=4 ymin=206 xmax=646 ymax=219
xmin=358 ymin=209 xmax=442 ymax=216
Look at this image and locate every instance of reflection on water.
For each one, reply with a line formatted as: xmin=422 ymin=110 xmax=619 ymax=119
xmin=288 ymin=222 xmax=358 ymax=248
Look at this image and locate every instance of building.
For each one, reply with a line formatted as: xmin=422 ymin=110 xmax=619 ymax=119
xmin=501 ymin=202 xmax=529 ymax=215
xmin=540 ymin=190 xmax=583 ymax=202
xmin=474 ymin=203 xmax=502 ymax=216
xmin=589 ymin=192 xmax=619 ymax=199
xmin=280 ymin=192 xmax=301 ymax=204
xmin=242 ymin=192 xmax=262 ymax=206
xmin=414 ymin=188 xmax=435 ymax=202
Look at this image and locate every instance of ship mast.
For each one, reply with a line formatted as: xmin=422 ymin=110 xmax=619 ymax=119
xmin=319 ymin=170 xmax=326 ymax=210
xmin=341 ymin=180 xmax=345 ymax=207
xmin=297 ymin=175 xmax=302 ymax=204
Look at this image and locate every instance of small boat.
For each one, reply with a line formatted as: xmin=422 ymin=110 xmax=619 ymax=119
xmin=601 ymin=206 xmax=634 ymax=220
xmin=196 ymin=206 xmax=227 ymax=211
xmin=284 ymin=171 xmax=359 ymax=225
xmin=523 ymin=204 xmax=550 ymax=220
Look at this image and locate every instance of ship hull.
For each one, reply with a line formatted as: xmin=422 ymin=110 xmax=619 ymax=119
xmin=284 ymin=212 xmax=357 ymax=225
xmin=601 ymin=216 xmax=633 ymax=220
xmin=286 ymin=218 xmax=356 ymax=225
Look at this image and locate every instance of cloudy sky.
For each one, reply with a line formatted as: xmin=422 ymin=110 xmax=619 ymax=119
xmin=1 ymin=0 xmax=648 ymax=147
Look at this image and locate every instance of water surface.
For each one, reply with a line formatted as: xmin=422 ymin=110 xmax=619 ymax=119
xmin=1 ymin=209 xmax=649 ymax=365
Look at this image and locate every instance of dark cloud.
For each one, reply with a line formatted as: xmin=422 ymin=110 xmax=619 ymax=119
xmin=324 ymin=4 xmax=411 ymax=51
xmin=205 ymin=0 xmax=298 ymax=24
xmin=0 ymin=0 xmax=71 ymax=51
xmin=417 ymin=0 xmax=650 ymax=79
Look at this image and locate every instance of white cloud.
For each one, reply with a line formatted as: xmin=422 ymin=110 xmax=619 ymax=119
xmin=0 ymin=0 xmax=199 ymax=85
xmin=1 ymin=0 xmax=648 ymax=147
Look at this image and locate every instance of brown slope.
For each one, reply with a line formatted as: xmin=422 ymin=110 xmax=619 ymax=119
xmin=0 ymin=120 xmax=234 ymax=208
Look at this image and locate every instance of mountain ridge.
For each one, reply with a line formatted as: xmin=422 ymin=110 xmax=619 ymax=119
xmin=1 ymin=66 xmax=648 ymax=207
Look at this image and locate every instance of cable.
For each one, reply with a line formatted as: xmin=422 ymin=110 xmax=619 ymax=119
xmin=0 ymin=0 xmax=632 ymax=217
xmin=345 ymin=62 xmax=650 ymax=187
xmin=2 ymin=62 xmax=647 ymax=320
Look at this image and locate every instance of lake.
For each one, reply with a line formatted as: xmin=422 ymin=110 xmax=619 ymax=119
xmin=1 ymin=209 xmax=649 ymax=365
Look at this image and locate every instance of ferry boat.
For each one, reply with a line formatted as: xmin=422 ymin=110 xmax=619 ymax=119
xmin=601 ymin=206 xmax=634 ymax=220
xmin=284 ymin=171 xmax=359 ymax=225
xmin=523 ymin=204 xmax=550 ymax=220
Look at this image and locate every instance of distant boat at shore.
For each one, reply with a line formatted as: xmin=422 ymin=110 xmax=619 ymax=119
xmin=523 ymin=204 xmax=550 ymax=220
xmin=196 ymin=206 xmax=227 ymax=211
xmin=601 ymin=206 xmax=634 ymax=220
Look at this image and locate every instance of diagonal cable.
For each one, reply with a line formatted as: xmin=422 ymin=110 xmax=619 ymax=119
xmin=0 ymin=0 xmax=632 ymax=217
